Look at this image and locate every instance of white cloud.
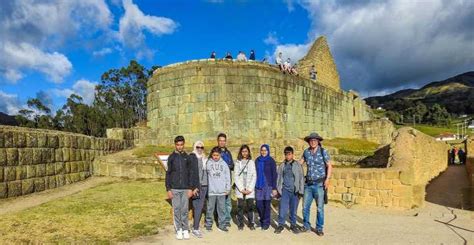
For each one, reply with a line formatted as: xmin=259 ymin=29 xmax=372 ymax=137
xmin=118 ymin=0 xmax=178 ymax=55
xmin=93 ymin=47 xmax=114 ymax=57
xmin=3 ymin=42 xmax=72 ymax=83
xmin=0 ymin=0 xmax=113 ymax=83
xmin=264 ymin=32 xmax=280 ymax=46
xmin=276 ymin=0 xmax=474 ymax=93
xmin=0 ymin=91 xmax=23 ymax=115
xmin=52 ymin=79 xmax=97 ymax=105
xmin=274 ymin=43 xmax=311 ymax=64
xmin=284 ymin=0 xmax=295 ymax=12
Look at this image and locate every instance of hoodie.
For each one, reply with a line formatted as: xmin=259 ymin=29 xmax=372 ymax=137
xmin=207 ymin=158 xmax=231 ymax=196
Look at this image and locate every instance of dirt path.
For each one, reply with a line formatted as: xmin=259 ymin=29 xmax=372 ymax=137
xmin=426 ymin=165 xmax=472 ymax=210
xmin=127 ymin=201 xmax=473 ymax=245
xmin=0 ymin=176 xmax=119 ymax=215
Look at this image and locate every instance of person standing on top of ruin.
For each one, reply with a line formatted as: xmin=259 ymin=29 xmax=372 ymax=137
xmin=237 ymin=51 xmax=247 ymax=61
xmin=210 ymin=51 xmax=216 ymax=59
xmin=249 ymin=50 xmax=256 ymax=61
xmin=234 ymin=144 xmax=257 ymax=231
xmin=217 ymin=133 xmax=234 ymax=228
xmin=165 ymin=135 xmax=199 ymax=240
xmin=310 ymin=65 xmax=317 ymax=80
xmin=224 ymin=52 xmax=233 ymax=60
xmin=276 ymin=52 xmax=284 ymax=70
xmin=190 ymin=141 xmax=208 ymax=238
xmin=284 ymin=58 xmax=292 ymax=73
xmin=299 ymin=132 xmax=332 ymax=236
xmin=255 ymin=144 xmax=277 ymax=231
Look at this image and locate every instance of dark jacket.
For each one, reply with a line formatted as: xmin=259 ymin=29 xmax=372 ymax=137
xmin=219 ymin=148 xmax=234 ymax=171
xmin=276 ymin=160 xmax=305 ymax=195
xmin=255 ymin=156 xmax=277 ymax=190
xmin=165 ymin=151 xmax=199 ymax=191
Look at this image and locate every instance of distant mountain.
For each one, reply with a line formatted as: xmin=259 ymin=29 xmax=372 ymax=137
xmin=0 ymin=112 xmax=18 ymax=126
xmin=365 ymin=71 xmax=474 ymax=115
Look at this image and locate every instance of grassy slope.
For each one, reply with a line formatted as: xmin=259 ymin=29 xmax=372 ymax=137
xmin=324 ymin=138 xmax=380 ymax=156
xmin=0 ymin=180 xmax=171 ymax=243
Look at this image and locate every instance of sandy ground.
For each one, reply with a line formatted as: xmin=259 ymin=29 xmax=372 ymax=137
xmin=0 ymin=176 xmax=118 ymax=215
xmin=128 ymin=166 xmax=474 ymax=245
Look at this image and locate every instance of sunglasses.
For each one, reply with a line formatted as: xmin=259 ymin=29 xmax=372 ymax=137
xmin=196 ymin=146 xmax=204 ymax=149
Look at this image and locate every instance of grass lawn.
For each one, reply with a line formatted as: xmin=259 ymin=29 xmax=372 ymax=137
xmin=133 ymin=145 xmax=180 ymax=158
xmin=0 ymin=180 xmax=171 ymax=243
xmin=324 ymin=138 xmax=380 ymax=156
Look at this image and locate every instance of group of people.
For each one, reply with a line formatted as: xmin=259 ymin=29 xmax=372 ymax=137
xmin=210 ymin=50 xmax=257 ymax=61
xmin=449 ymin=147 xmax=466 ymax=165
xmin=163 ymin=132 xmax=332 ymax=240
xmin=275 ymin=52 xmax=298 ymax=75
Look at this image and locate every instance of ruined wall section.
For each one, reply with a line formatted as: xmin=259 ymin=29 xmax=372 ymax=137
xmin=0 ymin=126 xmax=132 ymax=198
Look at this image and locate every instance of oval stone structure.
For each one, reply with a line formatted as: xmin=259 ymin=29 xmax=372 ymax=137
xmin=147 ymin=59 xmax=372 ymax=145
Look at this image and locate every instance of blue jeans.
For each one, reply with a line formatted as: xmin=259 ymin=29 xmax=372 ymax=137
xmin=303 ymin=182 xmax=325 ymax=231
xmin=225 ymin=194 xmax=232 ymax=225
xmin=278 ymin=188 xmax=299 ymax=226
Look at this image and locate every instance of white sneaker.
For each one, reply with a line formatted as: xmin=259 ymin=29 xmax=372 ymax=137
xmin=176 ymin=229 xmax=183 ymax=240
xmin=183 ymin=230 xmax=190 ymax=240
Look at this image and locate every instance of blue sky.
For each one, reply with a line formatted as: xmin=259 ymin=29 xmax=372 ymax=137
xmin=1 ymin=0 xmax=473 ymax=115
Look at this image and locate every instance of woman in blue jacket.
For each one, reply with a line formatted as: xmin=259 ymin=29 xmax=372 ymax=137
xmin=254 ymin=144 xmax=277 ymax=230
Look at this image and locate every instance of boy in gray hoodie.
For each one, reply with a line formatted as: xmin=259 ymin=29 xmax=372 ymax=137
xmin=205 ymin=147 xmax=231 ymax=232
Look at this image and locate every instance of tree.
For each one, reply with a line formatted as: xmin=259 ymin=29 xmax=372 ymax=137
xmin=425 ymin=104 xmax=451 ymax=125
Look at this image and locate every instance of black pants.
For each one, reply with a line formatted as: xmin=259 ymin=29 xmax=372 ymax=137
xmin=236 ymin=197 xmax=255 ymax=227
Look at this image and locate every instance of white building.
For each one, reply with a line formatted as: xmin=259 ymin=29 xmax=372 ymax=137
xmin=435 ymin=133 xmax=457 ymax=141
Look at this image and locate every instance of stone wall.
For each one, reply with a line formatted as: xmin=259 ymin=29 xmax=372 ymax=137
xmin=106 ymin=127 xmax=157 ymax=146
xmin=0 ymin=126 xmax=132 ymax=198
xmin=329 ymin=127 xmax=450 ymax=209
xmin=147 ymin=60 xmax=372 ymax=146
xmin=352 ymin=119 xmax=395 ymax=144
xmin=466 ymin=137 xmax=474 ymax=185
xmin=298 ymin=36 xmax=341 ymax=91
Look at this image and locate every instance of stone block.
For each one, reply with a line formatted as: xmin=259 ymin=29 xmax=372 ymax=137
xmin=65 ymin=162 xmax=71 ymax=173
xmin=18 ymin=148 xmax=33 ymax=165
xmin=374 ymin=171 xmax=384 ymax=181
xmin=360 ymin=171 xmax=373 ymax=180
xmin=48 ymin=135 xmax=59 ymax=148
xmin=335 ymin=186 xmax=348 ymax=194
xmin=34 ymin=178 xmax=46 ymax=192
xmin=392 ymin=185 xmax=413 ymax=197
xmin=62 ymin=148 xmax=70 ymax=162
xmin=340 ymin=171 xmax=348 ymax=179
xmin=369 ymin=190 xmax=379 ymax=197
xmin=355 ymin=179 xmax=364 ymax=188
xmin=349 ymin=187 xmax=361 ymax=195
xmin=16 ymin=165 xmax=27 ymax=180
xmin=71 ymin=173 xmax=81 ymax=182
xmin=0 ymin=182 xmax=7 ymax=198
xmin=0 ymin=149 xmax=6 ymax=166
xmin=26 ymin=132 xmax=38 ymax=147
xmin=46 ymin=163 xmax=56 ymax=176
xmin=376 ymin=180 xmax=393 ymax=190
xmin=77 ymin=161 xmax=84 ymax=172
xmin=392 ymin=179 xmax=402 ymax=185
xmin=37 ymin=133 xmax=48 ymax=147
xmin=363 ymin=180 xmax=376 ymax=189
xmin=6 ymin=148 xmax=18 ymax=166
xmin=26 ymin=165 xmax=36 ymax=178
xmin=345 ymin=179 xmax=355 ymax=188
xmin=0 ymin=167 xmax=3 ymax=182
xmin=4 ymin=166 xmax=16 ymax=181
xmin=55 ymin=149 xmax=63 ymax=162
xmin=7 ymin=181 xmax=22 ymax=197
xmin=384 ymin=170 xmax=400 ymax=180
xmin=36 ymin=164 xmax=46 ymax=177
xmin=360 ymin=189 xmax=370 ymax=197
xmin=55 ymin=162 xmax=65 ymax=174
xmin=70 ymin=161 xmax=78 ymax=173
xmin=56 ymin=174 xmax=66 ymax=187
xmin=22 ymin=179 xmax=34 ymax=195
xmin=4 ymin=131 xmax=14 ymax=147
xmin=32 ymin=148 xmax=42 ymax=164
xmin=366 ymin=196 xmax=377 ymax=206
xmin=16 ymin=132 xmax=26 ymax=147
xmin=399 ymin=197 xmax=413 ymax=208
xmin=46 ymin=176 xmax=56 ymax=189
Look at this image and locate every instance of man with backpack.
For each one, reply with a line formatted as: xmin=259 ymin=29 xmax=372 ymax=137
xmin=299 ymin=132 xmax=332 ymax=236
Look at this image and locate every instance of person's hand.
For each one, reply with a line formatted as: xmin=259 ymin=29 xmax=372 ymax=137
xmin=187 ymin=190 xmax=193 ymax=198
xmin=246 ymin=189 xmax=253 ymax=195
xmin=224 ymin=192 xmax=228 ymax=195
xmin=193 ymin=188 xmax=199 ymax=196
xmin=167 ymin=191 xmax=173 ymax=199
xmin=324 ymin=179 xmax=330 ymax=190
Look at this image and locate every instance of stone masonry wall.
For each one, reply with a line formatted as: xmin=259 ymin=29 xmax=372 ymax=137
xmin=298 ymin=36 xmax=341 ymax=91
xmin=352 ymin=119 xmax=395 ymax=144
xmin=147 ymin=60 xmax=372 ymax=146
xmin=328 ymin=127 xmax=449 ymax=209
xmin=106 ymin=127 xmax=157 ymax=146
xmin=0 ymin=126 xmax=132 ymax=198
